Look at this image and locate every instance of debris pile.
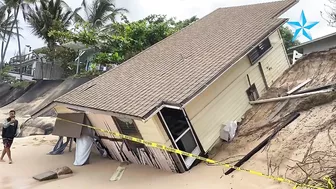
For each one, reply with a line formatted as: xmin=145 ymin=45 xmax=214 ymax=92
xmin=216 ymin=49 xmax=336 ymax=188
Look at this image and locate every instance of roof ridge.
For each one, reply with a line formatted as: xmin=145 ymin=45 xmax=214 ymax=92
xmin=219 ymin=0 xmax=295 ymax=9
xmin=92 ymin=0 xmax=296 ymax=80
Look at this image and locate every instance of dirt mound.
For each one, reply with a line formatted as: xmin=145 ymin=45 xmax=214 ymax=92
xmin=212 ymin=49 xmax=336 ymax=188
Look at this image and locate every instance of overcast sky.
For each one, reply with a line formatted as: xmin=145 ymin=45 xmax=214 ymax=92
xmin=6 ymin=0 xmax=336 ymax=60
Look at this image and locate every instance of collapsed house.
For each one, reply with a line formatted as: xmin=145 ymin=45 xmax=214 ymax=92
xmin=34 ymin=0 xmax=298 ymax=173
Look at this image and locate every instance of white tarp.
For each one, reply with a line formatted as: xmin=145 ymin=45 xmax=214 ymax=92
xmin=220 ymin=121 xmax=238 ymax=142
xmin=74 ymin=135 xmax=93 ymax=166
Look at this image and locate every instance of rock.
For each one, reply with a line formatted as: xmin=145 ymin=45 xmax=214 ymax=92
xmin=55 ymin=166 xmax=73 ymax=175
xmin=33 ymin=171 xmax=58 ymax=181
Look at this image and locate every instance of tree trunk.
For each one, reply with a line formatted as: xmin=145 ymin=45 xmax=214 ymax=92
xmin=0 ymin=41 xmax=5 ymax=71
xmin=2 ymin=5 xmax=20 ymax=70
xmin=15 ymin=10 xmax=23 ymax=81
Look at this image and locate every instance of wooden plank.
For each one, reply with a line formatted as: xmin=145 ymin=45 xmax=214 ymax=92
xmin=110 ymin=164 xmax=127 ymax=181
xmin=286 ymin=79 xmax=312 ymax=95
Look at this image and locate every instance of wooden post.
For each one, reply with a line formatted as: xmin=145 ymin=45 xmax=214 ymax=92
xmin=69 ymin=138 xmax=73 ymax=152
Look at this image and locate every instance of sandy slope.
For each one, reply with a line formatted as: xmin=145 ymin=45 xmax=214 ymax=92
xmin=0 ymin=135 xmax=290 ymax=189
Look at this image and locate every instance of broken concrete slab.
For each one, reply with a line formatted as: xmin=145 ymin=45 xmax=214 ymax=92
xmin=33 ymin=171 xmax=58 ymax=181
xmin=55 ymin=166 xmax=73 ymax=176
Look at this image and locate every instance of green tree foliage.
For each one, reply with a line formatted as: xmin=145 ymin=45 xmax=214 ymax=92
xmin=0 ymin=65 xmax=14 ymax=81
xmin=50 ymin=14 xmax=199 ymax=67
xmin=0 ymin=3 xmax=17 ymax=41
xmin=2 ymin=0 xmax=43 ymax=80
xmin=25 ymin=0 xmax=80 ymax=77
xmin=35 ymin=46 xmax=78 ymax=77
xmin=77 ymin=0 xmax=128 ymax=28
xmin=0 ymin=2 xmax=18 ymax=70
xmin=280 ymin=26 xmax=300 ymax=51
xmin=26 ymin=0 xmax=79 ymax=49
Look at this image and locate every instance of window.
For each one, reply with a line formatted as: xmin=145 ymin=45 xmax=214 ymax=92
xmin=160 ymin=108 xmax=200 ymax=164
xmin=113 ymin=117 xmax=144 ymax=150
xmin=246 ymin=84 xmax=259 ymax=101
xmin=248 ymin=38 xmax=272 ymax=64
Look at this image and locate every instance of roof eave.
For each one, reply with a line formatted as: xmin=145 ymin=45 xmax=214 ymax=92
xmin=32 ymin=101 xmax=144 ymax=121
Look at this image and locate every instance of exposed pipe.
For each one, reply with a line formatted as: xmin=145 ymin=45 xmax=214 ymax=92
xmin=250 ymin=88 xmax=335 ymax=105
xmin=293 ymin=83 xmax=336 ymax=95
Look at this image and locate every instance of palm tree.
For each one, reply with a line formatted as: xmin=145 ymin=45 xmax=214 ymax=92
xmin=25 ymin=0 xmax=80 ymax=78
xmin=1 ymin=0 xmax=41 ymax=80
xmin=78 ymin=0 xmax=128 ymax=28
xmin=0 ymin=4 xmax=16 ymax=41
xmin=0 ymin=3 xmax=18 ymax=71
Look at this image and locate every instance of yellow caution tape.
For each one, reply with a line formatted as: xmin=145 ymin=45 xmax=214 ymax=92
xmin=324 ymin=176 xmax=334 ymax=189
xmin=57 ymin=117 xmax=330 ymax=189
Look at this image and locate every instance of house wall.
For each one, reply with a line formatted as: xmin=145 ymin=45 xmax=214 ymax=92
xmin=301 ymin=36 xmax=336 ymax=55
xmin=33 ymin=62 xmax=64 ymax=79
xmin=85 ymin=113 xmax=181 ymax=172
xmin=261 ymin=30 xmax=291 ymax=87
xmin=184 ymin=30 xmax=289 ymax=152
xmin=134 ymin=115 xmax=171 ymax=146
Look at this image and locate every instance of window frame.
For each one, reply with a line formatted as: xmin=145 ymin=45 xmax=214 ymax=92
xmin=112 ymin=116 xmax=145 ymax=151
xmin=248 ymin=38 xmax=272 ymax=65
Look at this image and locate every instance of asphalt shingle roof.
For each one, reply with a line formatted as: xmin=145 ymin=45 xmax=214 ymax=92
xmin=56 ymin=0 xmax=297 ymax=120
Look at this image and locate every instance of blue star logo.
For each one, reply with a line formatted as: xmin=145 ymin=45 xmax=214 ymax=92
xmin=287 ymin=10 xmax=319 ymax=42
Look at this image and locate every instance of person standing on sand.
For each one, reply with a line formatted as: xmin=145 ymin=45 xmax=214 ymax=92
xmin=1 ymin=110 xmax=20 ymax=164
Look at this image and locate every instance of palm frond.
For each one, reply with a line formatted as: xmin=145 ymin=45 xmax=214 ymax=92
xmin=81 ymin=0 xmax=128 ymax=28
xmin=0 ymin=3 xmax=19 ymax=41
xmin=25 ymin=0 xmax=79 ymax=46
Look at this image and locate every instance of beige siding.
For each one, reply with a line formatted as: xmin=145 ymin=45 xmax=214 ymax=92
xmin=185 ymin=58 xmax=265 ymax=151
xmin=135 ymin=115 xmax=171 ymax=146
xmin=86 ymin=113 xmax=179 ymax=172
xmin=185 ymin=29 xmax=288 ymax=152
xmin=260 ymin=30 xmax=290 ymax=86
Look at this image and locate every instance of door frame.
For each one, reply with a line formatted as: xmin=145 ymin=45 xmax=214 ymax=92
xmin=158 ymin=107 xmax=203 ymax=169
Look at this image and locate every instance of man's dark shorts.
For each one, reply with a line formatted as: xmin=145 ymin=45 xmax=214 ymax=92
xmin=3 ymin=138 xmax=13 ymax=149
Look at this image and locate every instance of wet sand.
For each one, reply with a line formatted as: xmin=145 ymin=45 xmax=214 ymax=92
xmin=0 ymin=135 xmax=289 ymax=189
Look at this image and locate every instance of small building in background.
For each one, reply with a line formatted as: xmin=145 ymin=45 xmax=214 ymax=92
xmin=62 ymin=42 xmax=116 ymax=73
xmin=289 ymin=32 xmax=336 ymax=55
xmin=6 ymin=49 xmax=63 ymax=80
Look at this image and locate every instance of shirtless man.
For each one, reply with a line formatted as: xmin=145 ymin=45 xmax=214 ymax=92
xmin=1 ymin=110 xmax=20 ymax=164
